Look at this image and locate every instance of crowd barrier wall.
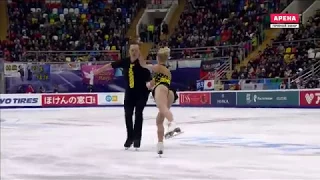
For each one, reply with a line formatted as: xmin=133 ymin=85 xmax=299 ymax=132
xmin=0 ymin=89 xmax=319 ymax=109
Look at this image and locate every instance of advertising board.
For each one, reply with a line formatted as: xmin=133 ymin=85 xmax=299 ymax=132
xmin=0 ymin=94 xmax=41 ymax=107
xmin=42 ymin=94 xmax=98 ymax=107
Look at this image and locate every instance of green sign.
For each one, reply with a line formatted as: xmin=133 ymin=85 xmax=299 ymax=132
xmin=237 ymin=91 xmax=299 ymax=107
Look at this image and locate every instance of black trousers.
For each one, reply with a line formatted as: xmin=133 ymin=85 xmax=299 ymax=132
xmin=124 ymin=90 xmax=149 ymax=141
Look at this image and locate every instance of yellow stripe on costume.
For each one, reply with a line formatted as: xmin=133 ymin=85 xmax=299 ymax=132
xmin=129 ymin=64 xmax=135 ymax=88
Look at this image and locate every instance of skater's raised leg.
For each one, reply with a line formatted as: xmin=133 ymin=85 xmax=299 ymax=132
xmin=154 ymin=87 xmax=181 ymax=139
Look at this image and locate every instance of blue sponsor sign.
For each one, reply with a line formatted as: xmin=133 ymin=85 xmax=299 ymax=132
xmin=105 ymin=95 xmax=112 ymax=102
xmin=210 ymin=92 xmax=236 ymax=107
xmin=196 ymin=80 xmax=204 ymax=91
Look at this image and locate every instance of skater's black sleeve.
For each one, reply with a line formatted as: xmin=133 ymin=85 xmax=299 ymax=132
xmin=144 ymin=68 xmax=152 ymax=82
xmin=111 ymin=58 xmax=127 ymax=69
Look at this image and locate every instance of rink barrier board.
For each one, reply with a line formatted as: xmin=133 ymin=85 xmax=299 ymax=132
xmin=0 ymin=89 xmax=319 ymax=109
xmin=2 ymin=105 xmax=320 ymax=109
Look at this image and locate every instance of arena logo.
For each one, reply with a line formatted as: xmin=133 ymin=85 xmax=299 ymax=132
xmin=270 ymin=14 xmax=299 ymax=22
xmin=270 ymin=13 xmax=299 ymax=29
xmin=176 ymin=136 xmax=320 ymax=154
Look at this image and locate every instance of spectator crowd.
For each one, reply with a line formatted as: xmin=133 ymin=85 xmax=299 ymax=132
xmin=1 ymin=0 xmax=145 ymax=61
xmin=230 ymin=10 xmax=320 ymax=89
xmin=1 ymin=0 xmax=319 ymax=90
xmin=147 ymin=0 xmax=287 ymax=63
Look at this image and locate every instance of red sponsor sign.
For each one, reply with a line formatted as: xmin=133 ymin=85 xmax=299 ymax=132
xmin=42 ymin=94 xmax=98 ymax=107
xmin=179 ymin=93 xmax=211 ymax=105
xmin=270 ymin=14 xmax=299 ymax=23
xmin=299 ymin=90 xmax=320 ymax=106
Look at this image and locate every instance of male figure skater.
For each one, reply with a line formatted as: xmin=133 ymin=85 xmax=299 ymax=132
xmin=95 ymin=42 xmax=151 ymax=149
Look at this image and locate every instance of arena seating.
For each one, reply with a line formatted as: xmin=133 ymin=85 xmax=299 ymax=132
xmin=230 ymin=11 xmax=320 ymax=89
xmin=168 ymin=0 xmax=267 ymax=48
xmin=149 ymin=0 xmax=287 ymax=62
xmin=2 ymin=0 xmax=143 ymax=61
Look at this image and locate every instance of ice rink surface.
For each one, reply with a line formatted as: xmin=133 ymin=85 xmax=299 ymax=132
xmin=1 ymin=107 xmax=320 ymax=180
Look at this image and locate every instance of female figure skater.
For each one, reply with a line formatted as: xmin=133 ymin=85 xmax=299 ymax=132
xmin=140 ymin=47 xmax=182 ymax=155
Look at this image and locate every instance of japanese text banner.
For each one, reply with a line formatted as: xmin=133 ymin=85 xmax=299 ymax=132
xmin=42 ymin=94 xmax=98 ymax=107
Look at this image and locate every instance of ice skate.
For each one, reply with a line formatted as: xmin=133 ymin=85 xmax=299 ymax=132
xmin=157 ymin=142 xmax=164 ymax=157
xmin=164 ymin=122 xmax=182 ymax=139
xmin=133 ymin=139 xmax=141 ymax=151
xmin=124 ymin=139 xmax=133 ymax=150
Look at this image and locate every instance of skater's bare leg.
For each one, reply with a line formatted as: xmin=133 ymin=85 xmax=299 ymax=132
xmin=156 ymin=112 xmax=165 ymax=155
xmin=155 ymin=90 xmax=174 ymax=154
xmin=154 ymin=85 xmax=174 ymax=122
xmin=156 ymin=112 xmax=165 ymax=142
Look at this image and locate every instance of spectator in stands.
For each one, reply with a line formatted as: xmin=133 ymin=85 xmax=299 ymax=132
xmin=305 ymin=77 xmax=320 ymax=89
xmin=53 ymin=84 xmax=59 ymax=93
xmin=139 ymin=24 xmax=148 ymax=42
xmin=161 ymin=21 xmax=168 ymax=38
xmin=2 ymin=0 xmax=145 ymax=61
xmin=168 ymin=0 xmax=267 ymax=49
xmin=39 ymin=86 xmax=45 ymax=93
xmin=230 ymin=11 xmax=320 ymax=90
xmin=161 ymin=21 xmax=168 ymax=34
xmin=148 ymin=0 xmax=289 ymax=61
xmin=26 ymin=84 xmax=34 ymax=93
xmin=18 ymin=65 xmax=25 ymax=81
xmin=16 ymin=85 xmax=24 ymax=93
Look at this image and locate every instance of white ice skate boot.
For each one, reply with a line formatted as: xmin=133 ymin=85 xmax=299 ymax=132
xmin=164 ymin=121 xmax=182 ymax=139
xmin=157 ymin=142 xmax=164 ymax=156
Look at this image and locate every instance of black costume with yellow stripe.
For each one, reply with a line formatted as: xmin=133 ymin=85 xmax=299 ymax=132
xmin=151 ymin=65 xmax=178 ymax=103
xmin=111 ymin=57 xmax=150 ymax=149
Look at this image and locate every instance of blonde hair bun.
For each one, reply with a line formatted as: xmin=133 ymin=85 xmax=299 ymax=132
xmin=158 ymin=47 xmax=170 ymax=56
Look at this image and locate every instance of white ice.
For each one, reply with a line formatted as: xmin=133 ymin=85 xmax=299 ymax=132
xmin=1 ymin=107 xmax=320 ymax=180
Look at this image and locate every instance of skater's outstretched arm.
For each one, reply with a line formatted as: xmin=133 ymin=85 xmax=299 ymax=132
xmin=138 ymin=56 xmax=157 ymax=72
xmin=94 ymin=59 xmax=126 ymax=75
xmin=94 ymin=63 xmax=112 ymax=75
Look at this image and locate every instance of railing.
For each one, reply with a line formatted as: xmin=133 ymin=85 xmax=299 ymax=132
xmin=149 ymin=42 xmax=253 ymax=62
xmin=215 ymin=76 xmax=320 ymax=90
xmin=147 ymin=0 xmax=178 ymax=9
xmin=10 ymin=50 xmax=121 ymax=62
xmin=216 ymin=77 xmax=301 ymax=90
xmin=7 ymin=36 xmax=317 ymax=65
xmin=271 ymin=38 xmax=320 ymax=87
xmin=214 ymin=57 xmax=231 ymax=80
xmin=272 ymin=38 xmax=320 ymax=45
xmin=198 ymin=57 xmax=232 ymax=80
xmin=292 ymin=60 xmax=320 ymax=87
